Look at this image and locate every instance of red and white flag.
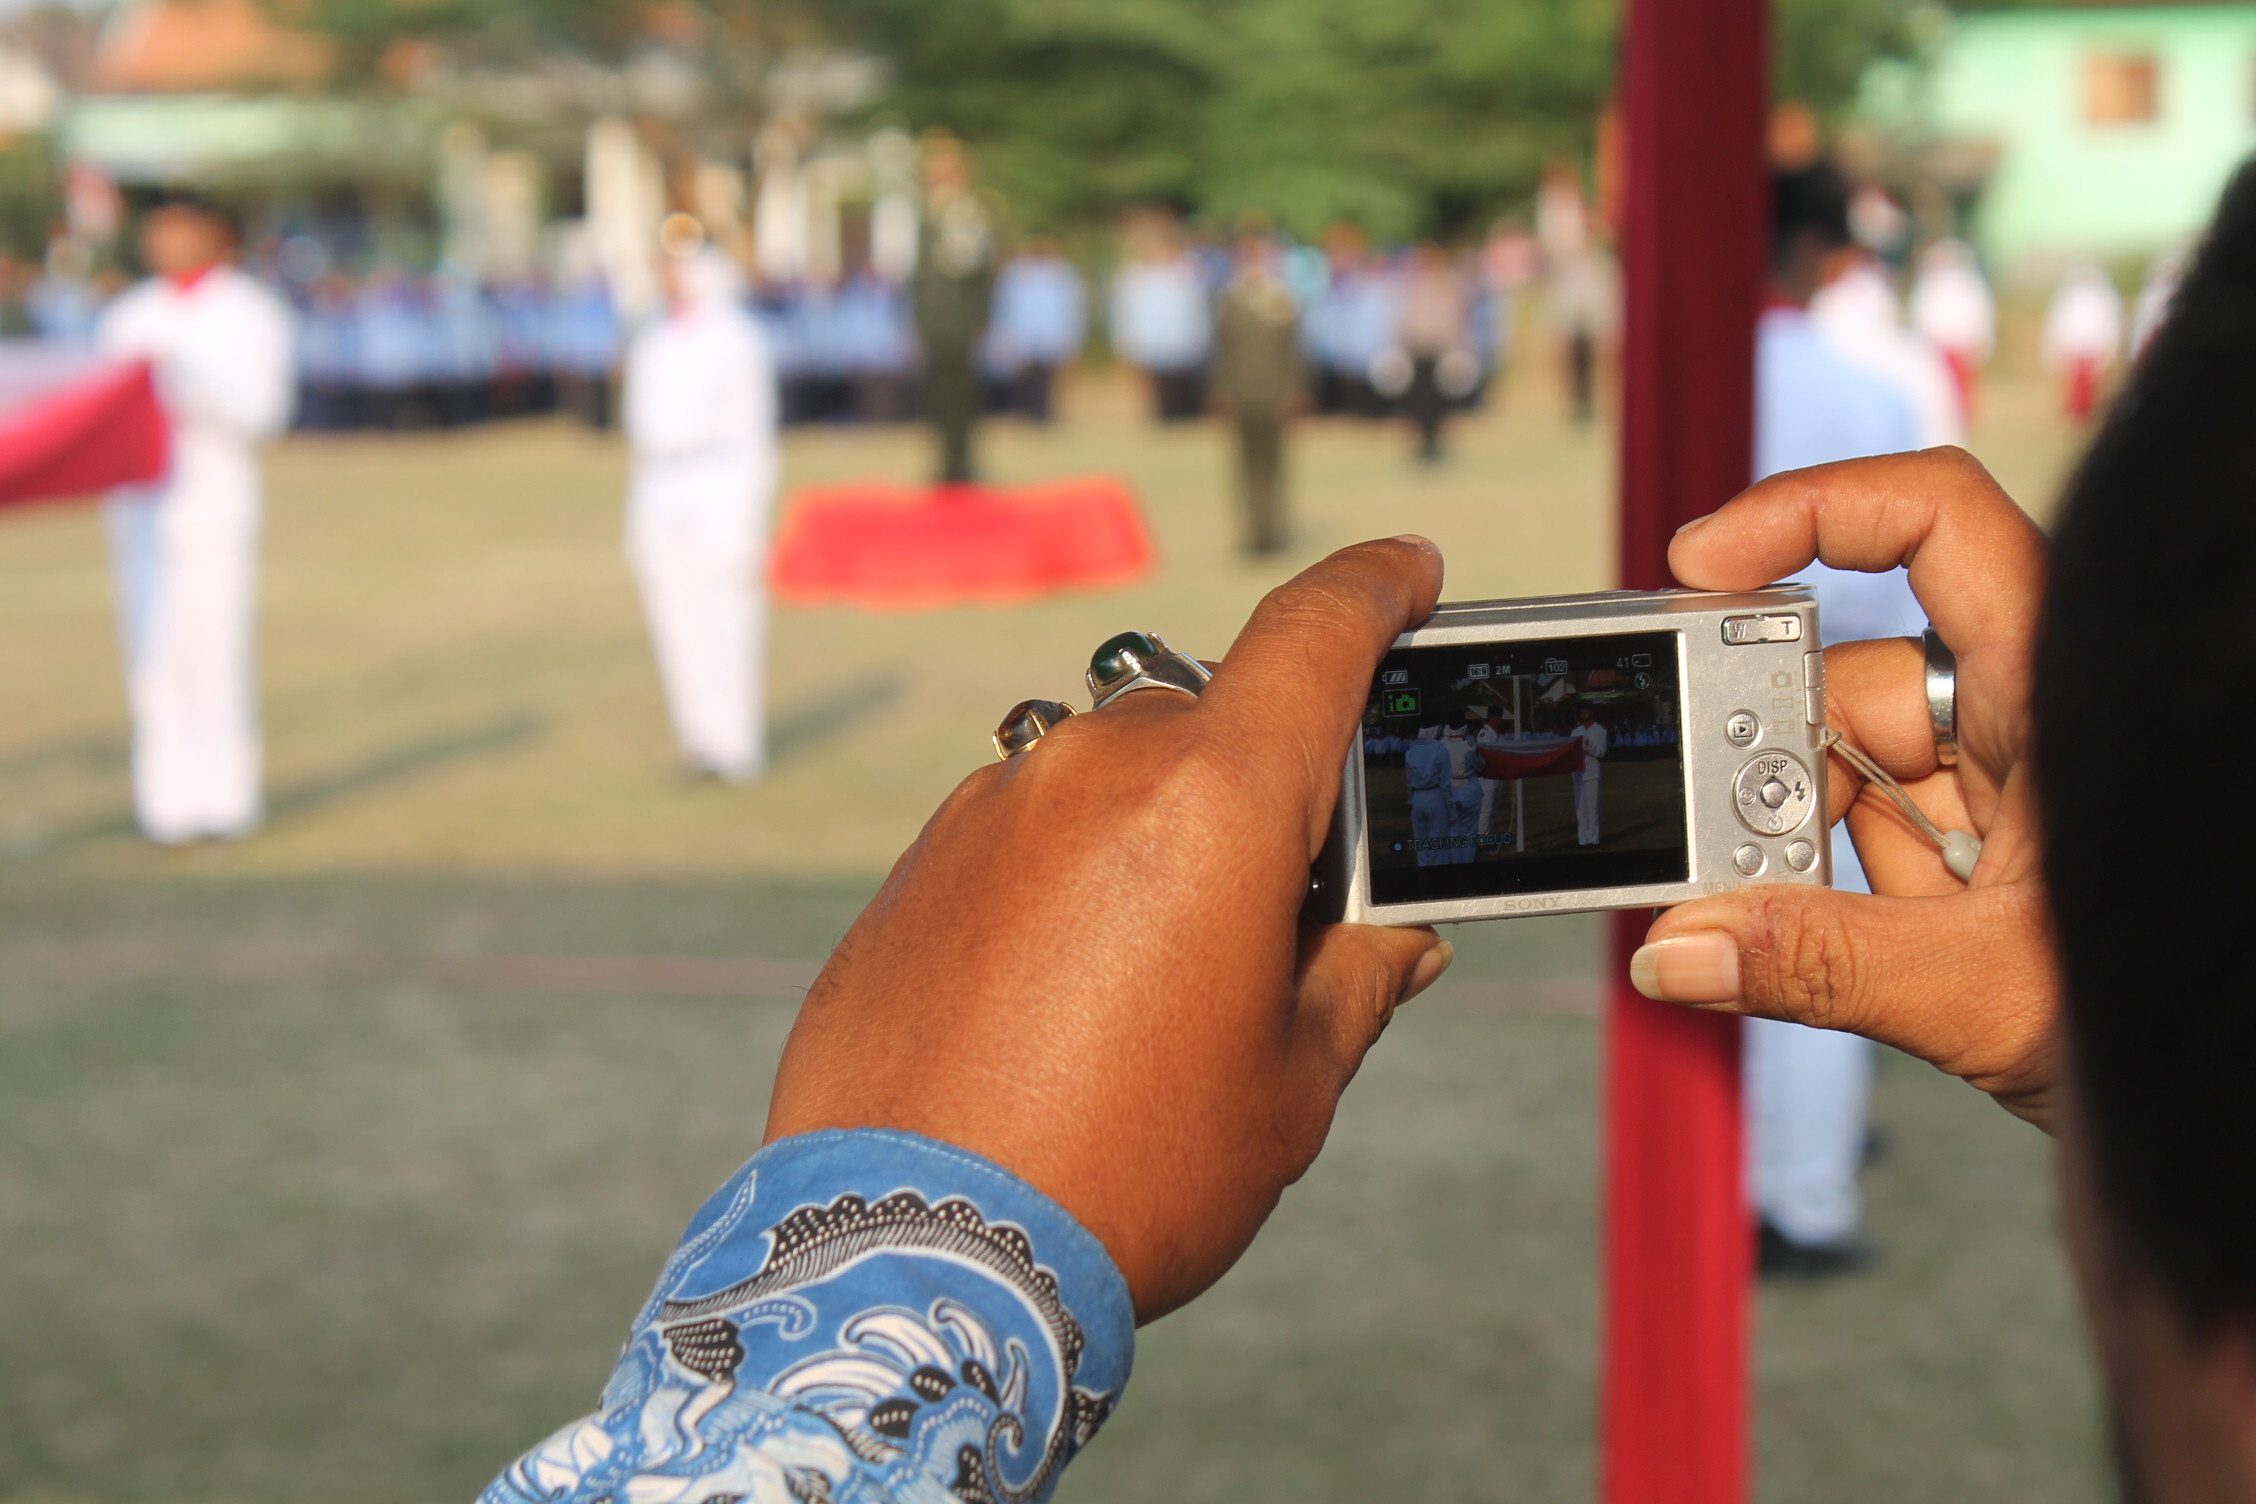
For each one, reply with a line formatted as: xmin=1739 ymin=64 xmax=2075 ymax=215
xmin=0 ymin=342 xmax=168 ymax=511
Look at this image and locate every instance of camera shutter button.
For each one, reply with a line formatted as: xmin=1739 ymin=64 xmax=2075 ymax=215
xmin=1732 ymin=751 xmax=1816 ymax=836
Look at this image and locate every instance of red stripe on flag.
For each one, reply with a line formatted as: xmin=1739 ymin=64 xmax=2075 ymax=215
xmin=0 ymin=359 xmax=168 ymax=510
xmin=1477 ymin=742 xmax=1584 ymax=780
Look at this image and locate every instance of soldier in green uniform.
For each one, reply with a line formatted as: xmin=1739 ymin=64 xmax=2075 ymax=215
xmin=1209 ymin=229 xmax=1305 ymax=554
xmin=912 ymin=136 xmax=996 ymax=485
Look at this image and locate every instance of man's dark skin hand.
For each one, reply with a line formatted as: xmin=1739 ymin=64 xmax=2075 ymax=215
xmin=766 ymin=537 xmax=1456 ymax=1322
xmin=1634 ymin=447 xmax=2061 ymax=1129
xmin=771 ymin=453 xmax=2064 ymax=1330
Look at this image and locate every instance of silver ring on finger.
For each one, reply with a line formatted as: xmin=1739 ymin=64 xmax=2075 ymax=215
xmin=1923 ymin=626 xmax=1958 ymax=767
xmin=1085 ymin=631 xmax=1212 ymax=710
xmin=993 ymin=699 xmax=1077 ymax=761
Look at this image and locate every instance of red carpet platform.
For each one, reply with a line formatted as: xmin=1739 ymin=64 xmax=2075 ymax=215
xmin=769 ymin=476 xmax=1154 ymax=611
xmin=0 ymin=348 xmax=167 ymax=510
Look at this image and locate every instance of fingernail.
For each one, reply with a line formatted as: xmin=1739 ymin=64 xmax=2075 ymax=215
xmin=1403 ymin=939 xmax=1454 ymax=1002
xmin=1672 ymin=514 xmax=1711 ymax=539
xmin=1390 ymin=532 xmax=1439 ymax=555
xmin=1628 ymin=932 xmax=1740 ymax=1004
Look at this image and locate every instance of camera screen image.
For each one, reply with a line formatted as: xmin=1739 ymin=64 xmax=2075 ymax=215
xmin=1360 ymin=631 xmax=1689 ymax=905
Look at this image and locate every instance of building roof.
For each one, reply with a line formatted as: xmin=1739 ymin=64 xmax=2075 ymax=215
xmin=1961 ymin=0 xmax=2256 ymax=9
xmin=87 ymin=0 xmax=332 ymax=95
xmin=1949 ymin=0 xmax=2256 ymax=14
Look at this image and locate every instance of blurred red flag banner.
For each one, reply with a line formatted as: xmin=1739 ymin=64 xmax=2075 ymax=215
xmin=769 ymin=476 xmax=1155 ymax=611
xmin=0 ymin=348 xmax=167 ymax=510
xmin=1477 ymin=738 xmax=1584 ymax=780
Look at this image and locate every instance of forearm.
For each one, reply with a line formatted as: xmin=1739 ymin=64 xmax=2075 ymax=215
xmin=482 ymin=1129 xmax=1133 ymax=1504
xmin=166 ymin=345 xmax=293 ymax=438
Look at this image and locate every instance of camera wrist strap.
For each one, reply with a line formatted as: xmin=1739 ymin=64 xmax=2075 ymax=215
xmin=1814 ymin=726 xmax=1982 ymax=882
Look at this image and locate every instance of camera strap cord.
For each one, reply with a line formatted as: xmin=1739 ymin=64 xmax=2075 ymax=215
xmin=1815 ymin=726 xmax=1983 ymax=882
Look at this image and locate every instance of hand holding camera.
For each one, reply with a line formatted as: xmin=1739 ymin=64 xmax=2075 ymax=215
xmin=1641 ymin=447 xmax=2061 ymax=1129
xmin=763 ymin=536 xmax=1454 ymax=1323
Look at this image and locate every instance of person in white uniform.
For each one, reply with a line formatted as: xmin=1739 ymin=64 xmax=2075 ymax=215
xmin=1474 ymin=708 xmax=1511 ymax=838
xmin=1907 ymin=238 xmax=1994 ymax=421
xmin=1811 ymin=253 xmax=1964 ymax=447
xmin=2043 ymin=260 xmax=2124 ymax=423
xmin=99 ymin=198 xmax=295 ymax=845
xmin=1568 ymin=704 xmax=1607 ymax=845
xmin=623 ymin=229 xmax=779 ymax=783
xmin=1750 ymin=165 xmax=1923 ymax=1277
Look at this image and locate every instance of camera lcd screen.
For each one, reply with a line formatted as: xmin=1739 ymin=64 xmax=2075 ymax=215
xmin=1360 ymin=631 xmax=1688 ymax=904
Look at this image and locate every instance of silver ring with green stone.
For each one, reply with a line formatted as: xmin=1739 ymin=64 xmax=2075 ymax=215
xmin=1086 ymin=630 xmax=1212 ymax=711
xmin=993 ymin=699 xmax=1077 ymax=761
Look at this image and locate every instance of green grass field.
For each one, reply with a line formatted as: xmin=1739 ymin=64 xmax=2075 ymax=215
xmin=0 ymin=355 xmax=2105 ymax=1502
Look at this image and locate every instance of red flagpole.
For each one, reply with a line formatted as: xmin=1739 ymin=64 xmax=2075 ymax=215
xmin=1602 ymin=0 xmax=1769 ymax=1500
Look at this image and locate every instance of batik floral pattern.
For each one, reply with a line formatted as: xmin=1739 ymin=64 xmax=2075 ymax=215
xmin=483 ymin=1130 xmax=1133 ymax=1504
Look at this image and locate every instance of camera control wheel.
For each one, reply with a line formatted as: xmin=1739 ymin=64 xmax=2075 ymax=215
xmin=1732 ymin=751 xmax=1817 ymax=837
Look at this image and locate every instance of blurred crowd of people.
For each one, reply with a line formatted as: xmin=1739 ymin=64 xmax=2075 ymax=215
xmin=23 ymin=145 xmax=2194 ymax=858
xmin=1111 ymin=217 xmax=1516 ymax=434
xmin=0 ymin=211 xmax=1530 ymax=447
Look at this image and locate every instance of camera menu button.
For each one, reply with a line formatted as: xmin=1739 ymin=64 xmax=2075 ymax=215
xmin=1732 ymin=751 xmax=1817 ymax=836
xmin=1724 ymin=709 xmax=1760 ymax=747
xmin=1733 ymin=843 xmax=1766 ymax=877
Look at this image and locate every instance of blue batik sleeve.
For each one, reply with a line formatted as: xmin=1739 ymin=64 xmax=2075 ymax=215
xmin=481 ymin=1128 xmax=1135 ymax=1504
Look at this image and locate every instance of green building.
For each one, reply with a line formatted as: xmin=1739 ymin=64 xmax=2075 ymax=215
xmin=1884 ymin=3 xmax=2256 ymax=265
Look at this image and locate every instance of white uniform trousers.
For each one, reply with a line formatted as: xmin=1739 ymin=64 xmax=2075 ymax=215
xmin=104 ymin=448 xmax=263 ymax=843
xmin=1747 ymin=822 xmax=1877 ymax=1245
xmin=1572 ymin=768 xmax=1601 ymax=844
xmin=627 ymin=458 xmax=766 ymax=780
xmin=1477 ymin=776 xmax=1503 ymax=834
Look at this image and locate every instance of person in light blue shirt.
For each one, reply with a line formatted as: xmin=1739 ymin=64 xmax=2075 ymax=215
xmin=986 ymin=240 xmax=1085 ymax=423
xmin=550 ymin=270 xmax=621 ymax=428
xmin=1303 ymin=237 xmax=1401 ymax=416
xmin=430 ymin=272 xmax=499 ymax=427
xmin=1749 ymin=164 xmax=1923 ymax=1279
xmin=835 ymin=267 xmax=919 ymax=423
xmin=26 ymin=247 xmax=99 ymax=347
xmin=351 ymin=270 xmax=430 ymax=429
xmin=1110 ymin=231 xmax=1211 ymax=422
xmin=491 ymin=276 xmax=555 ymax=416
xmin=1365 ymin=729 xmax=1457 ymax=865
xmin=790 ymin=278 xmax=855 ymax=422
xmin=294 ymin=272 xmax=359 ymax=431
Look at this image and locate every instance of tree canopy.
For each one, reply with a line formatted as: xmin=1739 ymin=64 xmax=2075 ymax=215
xmin=828 ymin=0 xmax=1926 ymax=239
xmin=281 ymin=0 xmax=1931 ymax=241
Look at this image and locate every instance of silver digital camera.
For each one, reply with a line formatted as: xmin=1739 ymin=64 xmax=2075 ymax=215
xmin=1309 ymin=587 xmax=1829 ymax=925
